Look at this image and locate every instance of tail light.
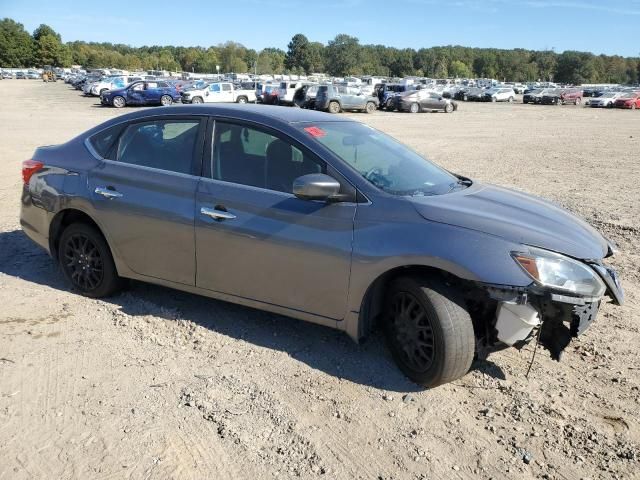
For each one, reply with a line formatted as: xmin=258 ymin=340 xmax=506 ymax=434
xmin=22 ymin=160 xmax=44 ymax=185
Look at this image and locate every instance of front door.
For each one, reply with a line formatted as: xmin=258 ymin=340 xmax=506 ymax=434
xmin=194 ymin=120 xmax=356 ymax=320
xmin=88 ymin=116 xmax=205 ymax=285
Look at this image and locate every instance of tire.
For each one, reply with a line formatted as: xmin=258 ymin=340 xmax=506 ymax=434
xmin=383 ymin=276 xmax=475 ymax=387
xmin=112 ymin=96 xmax=126 ymax=108
xmin=575 ymin=97 xmax=581 ymax=106
xmin=160 ymin=95 xmax=173 ymax=106
xmin=386 ymin=99 xmax=395 ymax=111
xmin=328 ymin=101 xmax=340 ymax=114
xmin=557 ymin=98 xmax=563 ymax=106
xmin=508 ymin=96 xmax=514 ymax=103
xmin=192 ymin=96 xmax=203 ymax=104
xmin=632 ymin=103 xmax=637 ymax=110
xmin=444 ymin=103 xmax=454 ymax=113
xmin=236 ymin=96 xmax=248 ymax=104
xmin=365 ymin=101 xmax=376 ymax=114
xmin=463 ymin=94 xmax=468 ymax=101
xmin=409 ymin=102 xmax=420 ymax=114
xmin=58 ymin=223 xmax=124 ymax=298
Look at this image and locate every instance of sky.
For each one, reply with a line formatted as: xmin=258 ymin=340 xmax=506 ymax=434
xmin=2 ymin=0 xmax=639 ymax=56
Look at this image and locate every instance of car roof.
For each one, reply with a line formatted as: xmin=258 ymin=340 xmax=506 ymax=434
xmin=92 ymin=104 xmax=353 ymax=133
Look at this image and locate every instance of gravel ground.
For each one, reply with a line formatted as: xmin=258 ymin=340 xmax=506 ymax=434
xmin=0 ymin=81 xmax=638 ymax=480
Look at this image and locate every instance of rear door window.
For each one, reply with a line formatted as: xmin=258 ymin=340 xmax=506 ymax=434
xmin=116 ymin=119 xmax=202 ymax=175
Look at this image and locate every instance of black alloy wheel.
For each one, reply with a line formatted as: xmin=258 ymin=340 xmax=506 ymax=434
xmin=61 ymin=232 xmax=104 ymax=291
xmin=388 ymin=291 xmax=436 ymax=372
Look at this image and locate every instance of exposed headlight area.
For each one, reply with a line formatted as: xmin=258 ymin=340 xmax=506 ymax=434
xmin=511 ymin=247 xmax=606 ymax=298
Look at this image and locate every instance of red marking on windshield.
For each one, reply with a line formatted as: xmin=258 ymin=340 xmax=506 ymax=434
xmin=304 ymin=126 xmax=326 ymax=138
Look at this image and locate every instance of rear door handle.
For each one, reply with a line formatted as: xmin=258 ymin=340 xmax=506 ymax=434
xmin=95 ymin=186 xmax=123 ymax=199
xmin=200 ymin=206 xmax=236 ymax=221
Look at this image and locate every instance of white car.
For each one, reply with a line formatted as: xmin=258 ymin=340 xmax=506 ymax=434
xmin=278 ymin=81 xmax=314 ymax=105
xmin=181 ymin=82 xmax=256 ymax=104
xmin=588 ymin=92 xmax=623 ymax=108
xmin=90 ymin=76 xmax=142 ymax=96
xmin=484 ymin=87 xmax=516 ymax=102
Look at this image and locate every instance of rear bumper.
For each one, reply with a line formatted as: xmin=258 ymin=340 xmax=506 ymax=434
xmin=20 ymin=189 xmax=51 ymax=254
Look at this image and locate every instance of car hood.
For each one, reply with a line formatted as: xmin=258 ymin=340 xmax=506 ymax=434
xmin=409 ymin=182 xmax=608 ymax=260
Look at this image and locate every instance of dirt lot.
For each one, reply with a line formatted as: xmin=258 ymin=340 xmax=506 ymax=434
xmin=0 ymin=81 xmax=638 ymax=480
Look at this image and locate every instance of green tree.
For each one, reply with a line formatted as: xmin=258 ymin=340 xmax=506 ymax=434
xmin=0 ymin=18 xmax=34 ymax=67
xmin=325 ymin=34 xmax=361 ymax=76
xmin=33 ymin=24 xmax=61 ymax=42
xmin=449 ymin=60 xmax=472 ymax=78
xmin=306 ymin=42 xmax=325 ymax=73
xmin=554 ymin=51 xmax=596 ymax=84
xmin=285 ymin=34 xmax=313 ymax=73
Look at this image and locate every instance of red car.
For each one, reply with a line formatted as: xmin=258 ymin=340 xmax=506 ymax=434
xmin=614 ymin=93 xmax=640 ymax=109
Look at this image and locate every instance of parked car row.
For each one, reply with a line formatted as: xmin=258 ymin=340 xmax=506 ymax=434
xmin=1 ymin=69 xmax=41 ymax=79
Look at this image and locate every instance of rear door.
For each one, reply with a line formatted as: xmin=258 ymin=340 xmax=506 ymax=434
xmin=221 ymin=83 xmax=234 ymax=102
xmin=142 ymin=81 xmax=161 ymax=104
xmin=87 ymin=116 xmax=205 ymax=285
xmin=194 ymin=120 xmax=356 ymax=320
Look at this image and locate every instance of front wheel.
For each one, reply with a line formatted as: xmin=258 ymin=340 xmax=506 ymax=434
xmin=508 ymin=96 xmax=514 ymax=103
xmin=444 ymin=103 xmax=454 ymax=113
xmin=58 ymin=223 xmax=124 ymax=298
xmin=328 ymin=101 xmax=340 ymax=114
xmin=112 ymin=96 xmax=126 ymax=108
xmin=191 ymin=96 xmax=203 ymax=104
xmin=236 ymin=96 xmax=248 ymax=104
xmin=409 ymin=102 xmax=420 ymax=114
xmin=365 ymin=101 xmax=376 ymax=114
xmin=384 ymin=276 xmax=475 ymax=387
xmin=160 ymin=95 xmax=173 ymax=106
xmin=575 ymin=97 xmax=581 ymax=106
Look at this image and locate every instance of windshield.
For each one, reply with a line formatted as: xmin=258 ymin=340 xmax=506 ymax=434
xmin=300 ymin=122 xmax=463 ymax=196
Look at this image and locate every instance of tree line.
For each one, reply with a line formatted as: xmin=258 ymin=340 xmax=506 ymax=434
xmin=1 ymin=18 xmax=639 ymax=84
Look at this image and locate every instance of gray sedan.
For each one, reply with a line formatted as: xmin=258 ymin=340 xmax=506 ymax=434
xmin=20 ymin=105 xmax=623 ymax=387
xmin=398 ymin=90 xmax=457 ymax=113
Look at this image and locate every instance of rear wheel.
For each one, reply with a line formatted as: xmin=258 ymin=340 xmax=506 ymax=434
xmin=409 ymin=102 xmax=420 ymax=114
xmin=328 ymin=101 xmax=341 ymax=114
xmin=491 ymin=96 xmax=497 ymax=102
xmin=384 ymin=276 xmax=475 ymax=387
xmin=632 ymin=103 xmax=637 ymax=110
xmin=365 ymin=101 xmax=376 ymax=114
xmin=58 ymin=223 xmax=124 ymax=298
xmin=557 ymin=98 xmax=563 ymax=106
xmin=575 ymin=97 xmax=581 ymax=105
xmin=508 ymin=96 xmax=514 ymax=103
xmin=160 ymin=95 xmax=173 ymax=106
xmin=112 ymin=96 xmax=126 ymax=108
xmin=444 ymin=103 xmax=454 ymax=113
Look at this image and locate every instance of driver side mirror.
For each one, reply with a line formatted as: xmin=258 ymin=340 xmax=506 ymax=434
xmin=293 ymin=174 xmax=341 ymax=201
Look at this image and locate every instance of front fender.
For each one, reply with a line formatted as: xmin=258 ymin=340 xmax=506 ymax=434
xmin=344 ymin=201 xmax=533 ymax=339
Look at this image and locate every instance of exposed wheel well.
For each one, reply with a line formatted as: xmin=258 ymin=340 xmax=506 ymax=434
xmin=49 ymin=209 xmax=104 ymax=258
xmin=357 ymin=265 xmax=491 ymax=340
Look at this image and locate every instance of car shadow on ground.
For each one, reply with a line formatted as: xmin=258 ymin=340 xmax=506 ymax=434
xmin=0 ymin=229 xmax=504 ymax=392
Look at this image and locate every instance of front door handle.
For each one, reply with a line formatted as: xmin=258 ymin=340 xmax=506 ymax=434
xmin=95 ymin=186 xmax=123 ymax=199
xmin=200 ymin=206 xmax=236 ymax=221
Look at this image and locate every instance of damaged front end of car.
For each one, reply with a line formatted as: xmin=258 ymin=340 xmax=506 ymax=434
xmin=471 ymin=243 xmax=623 ymax=361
